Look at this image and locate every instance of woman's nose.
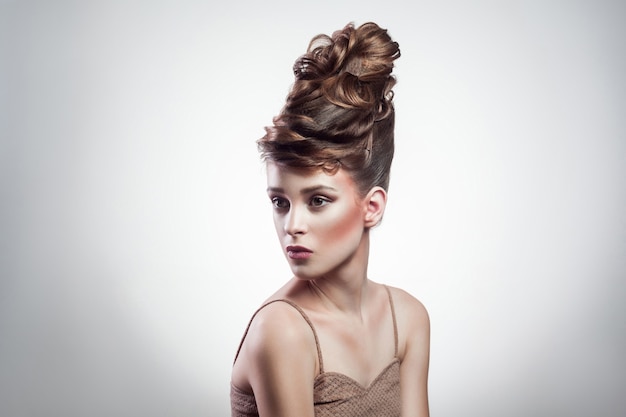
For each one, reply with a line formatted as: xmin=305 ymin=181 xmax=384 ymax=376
xmin=284 ymin=206 xmax=307 ymax=236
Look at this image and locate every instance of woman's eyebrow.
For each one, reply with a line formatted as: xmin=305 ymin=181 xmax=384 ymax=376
xmin=266 ymin=186 xmax=284 ymax=193
xmin=300 ymin=185 xmax=338 ymax=194
xmin=266 ymin=185 xmax=338 ymax=194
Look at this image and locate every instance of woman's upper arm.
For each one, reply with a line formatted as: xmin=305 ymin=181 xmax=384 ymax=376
xmin=244 ymin=302 xmax=318 ymax=417
xmin=396 ymin=289 xmax=431 ymax=417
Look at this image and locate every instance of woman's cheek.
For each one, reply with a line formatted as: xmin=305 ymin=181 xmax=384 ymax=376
xmin=322 ymin=205 xmax=362 ymax=241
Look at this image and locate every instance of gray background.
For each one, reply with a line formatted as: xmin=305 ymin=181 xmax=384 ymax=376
xmin=1 ymin=0 xmax=625 ymax=416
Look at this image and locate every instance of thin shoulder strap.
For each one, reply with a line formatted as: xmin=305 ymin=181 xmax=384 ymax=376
xmin=383 ymin=285 xmax=399 ymax=357
xmin=233 ymin=299 xmax=325 ymax=373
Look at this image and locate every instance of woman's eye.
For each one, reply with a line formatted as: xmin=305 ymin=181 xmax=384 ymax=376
xmin=271 ymin=197 xmax=289 ymax=209
xmin=310 ymin=196 xmax=330 ymax=207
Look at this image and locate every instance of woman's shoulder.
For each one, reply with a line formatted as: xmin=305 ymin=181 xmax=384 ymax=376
xmin=384 ymin=284 xmax=430 ymax=331
xmin=232 ymin=298 xmax=319 ymax=391
xmin=246 ymin=293 xmax=320 ymax=359
xmin=381 ymin=284 xmax=430 ymax=363
xmin=246 ymin=298 xmax=316 ymax=348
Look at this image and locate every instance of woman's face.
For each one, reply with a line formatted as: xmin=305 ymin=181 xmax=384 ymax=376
xmin=266 ymin=162 xmax=368 ymax=280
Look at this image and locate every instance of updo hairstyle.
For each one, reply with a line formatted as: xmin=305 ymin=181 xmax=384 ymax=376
xmin=258 ymin=22 xmax=401 ymax=195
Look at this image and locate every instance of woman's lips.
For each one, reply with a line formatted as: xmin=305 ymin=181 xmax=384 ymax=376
xmin=286 ymin=245 xmax=313 ymax=260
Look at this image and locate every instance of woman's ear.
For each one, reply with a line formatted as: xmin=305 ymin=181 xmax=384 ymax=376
xmin=363 ymin=186 xmax=387 ymax=228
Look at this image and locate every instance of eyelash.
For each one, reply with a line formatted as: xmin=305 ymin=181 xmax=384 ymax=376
xmin=310 ymin=196 xmax=331 ymax=207
xmin=269 ymin=195 xmax=332 ymax=210
xmin=271 ymin=196 xmax=289 ymax=209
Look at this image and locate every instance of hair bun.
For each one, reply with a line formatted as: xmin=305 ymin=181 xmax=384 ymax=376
xmin=259 ymin=22 xmax=399 ymax=194
xmin=293 ymin=22 xmax=400 ymax=119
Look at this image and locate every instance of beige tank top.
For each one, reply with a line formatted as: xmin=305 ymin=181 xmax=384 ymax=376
xmin=230 ymin=285 xmax=401 ymax=417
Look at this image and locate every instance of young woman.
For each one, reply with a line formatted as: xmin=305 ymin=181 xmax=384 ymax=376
xmin=230 ymin=22 xmax=430 ymax=417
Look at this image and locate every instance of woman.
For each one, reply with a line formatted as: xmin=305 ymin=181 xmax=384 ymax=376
xmin=230 ymin=21 xmax=430 ymax=417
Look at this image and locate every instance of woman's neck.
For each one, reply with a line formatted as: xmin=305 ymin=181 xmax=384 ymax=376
xmin=307 ymin=277 xmax=370 ymax=318
xmin=305 ymin=235 xmax=372 ymax=317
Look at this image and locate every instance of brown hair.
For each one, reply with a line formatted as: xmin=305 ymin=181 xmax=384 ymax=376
xmin=257 ymin=22 xmax=400 ymax=195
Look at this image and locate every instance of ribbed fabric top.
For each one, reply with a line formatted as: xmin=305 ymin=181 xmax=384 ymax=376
xmin=230 ymin=286 xmax=401 ymax=417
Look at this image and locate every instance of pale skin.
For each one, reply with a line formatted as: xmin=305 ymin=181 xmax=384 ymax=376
xmin=231 ymin=162 xmax=430 ymax=417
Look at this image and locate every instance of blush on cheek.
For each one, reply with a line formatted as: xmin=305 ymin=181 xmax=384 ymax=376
xmin=325 ymin=204 xmax=363 ymax=241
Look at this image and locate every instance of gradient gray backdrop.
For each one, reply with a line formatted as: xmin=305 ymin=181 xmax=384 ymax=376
xmin=1 ymin=0 xmax=625 ymax=416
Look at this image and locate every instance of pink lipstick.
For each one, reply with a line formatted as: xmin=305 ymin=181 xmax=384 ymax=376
xmin=286 ymin=245 xmax=313 ymax=260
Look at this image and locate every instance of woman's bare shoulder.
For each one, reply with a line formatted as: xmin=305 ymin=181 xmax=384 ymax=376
xmin=232 ymin=299 xmax=318 ymax=393
xmin=385 ymin=285 xmax=430 ymax=334
xmin=242 ymin=278 xmax=316 ymax=358
xmin=382 ymin=285 xmax=430 ymax=379
xmin=245 ymin=299 xmax=316 ymax=355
